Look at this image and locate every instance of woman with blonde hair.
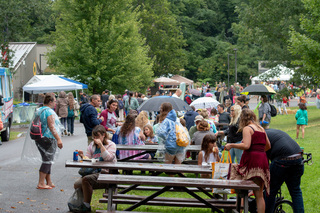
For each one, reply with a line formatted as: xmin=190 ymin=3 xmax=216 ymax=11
xmin=218 ymin=104 xmax=242 ymax=163
xmin=226 ymin=109 xmax=271 ymax=213
xmin=135 ymin=111 xmax=150 ymax=130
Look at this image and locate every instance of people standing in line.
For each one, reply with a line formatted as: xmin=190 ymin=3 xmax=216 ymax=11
xmin=67 ymin=92 xmax=79 ymax=136
xmin=258 ymin=95 xmax=271 ymax=129
xmin=183 ymin=106 xmax=199 ymax=130
xmin=295 ymin=103 xmax=308 ymax=139
xmin=172 ymin=89 xmax=182 ymax=98
xmin=101 ymin=89 xmax=109 ymax=109
xmin=35 ymin=93 xmax=63 ymax=189
xmin=156 ymin=102 xmax=186 ymax=164
xmin=124 ymin=92 xmax=139 ymax=115
xmin=265 ymin=129 xmax=304 ymax=213
xmin=226 ymin=109 xmax=271 ymax=213
xmin=218 ymin=105 xmax=243 ymax=163
xmin=100 ymin=99 xmax=119 ymax=137
xmin=197 ymin=134 xmax=220 ymax=178
xmin=80 ymin=95 xmax=104 ymax=144
xmin=73 ymin=125 xmax=116 ymax=212
xmin=55 ymin=91 xmax=68 ymax=136
xmin=116 ymin=114 xmax=151 ymax=160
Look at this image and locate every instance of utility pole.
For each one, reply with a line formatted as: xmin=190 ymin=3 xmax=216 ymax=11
xmin=234 ymin=48 xmax=238 ymax=83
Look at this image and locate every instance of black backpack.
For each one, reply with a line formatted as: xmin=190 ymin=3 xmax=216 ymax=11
xmin=269 ymin=104 xmax=277 ymax=117
xmin=30 ymin=109 xmax=46 ymax=140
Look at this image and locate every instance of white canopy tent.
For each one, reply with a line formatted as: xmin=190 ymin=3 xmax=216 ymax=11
xmin=251 ymin=64 xmax=294 ymax=84
xmin=22 ymin=75 xmax=85 ymax=102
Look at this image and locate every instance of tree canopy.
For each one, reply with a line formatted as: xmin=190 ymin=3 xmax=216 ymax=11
xmin=48 ymin=0 xmax=154 ymax=94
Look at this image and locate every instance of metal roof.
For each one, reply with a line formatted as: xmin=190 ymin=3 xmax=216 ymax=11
xmin=8 ymin=42 xmax=37 ymax=70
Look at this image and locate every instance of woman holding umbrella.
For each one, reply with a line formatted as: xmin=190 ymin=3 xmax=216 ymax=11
xmin=259 ymin=95 xmax=271 ymax=128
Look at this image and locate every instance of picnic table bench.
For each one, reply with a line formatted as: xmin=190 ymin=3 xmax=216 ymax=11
xmin=116 ymin=145 xmax=201 ymax=161
xmin=98 ymin=174 xmax=259 ymax=213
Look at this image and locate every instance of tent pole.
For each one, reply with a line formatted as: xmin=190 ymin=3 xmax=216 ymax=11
xmin=22 ymin=91 xmax=25 ymax=103
xmin=76 ymin=89 xmax=78 ymax=102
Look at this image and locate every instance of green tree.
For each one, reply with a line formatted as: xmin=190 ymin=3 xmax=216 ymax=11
xmin=133 ymin=0 xmax=187 ymax=77
xmin=48 ymin=0 xmax=153 ymax=94
xmin=233 ymin=0 xmax=305 ymax=65
xmin=289 ymin=0 xmax=320 ymax=83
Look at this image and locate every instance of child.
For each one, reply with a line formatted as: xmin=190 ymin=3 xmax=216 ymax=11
xmin=143 ymin=124 xmax=158 ymax=144
xmin=282 ymin=96 xmax=288 ymax=115
xmin=198 ymin=134 xmax=220 ymax=178
xmin=295 ymin=103 xmax=308 ymax=139
xmin=208 ymin=108 xmax=219 ymax=123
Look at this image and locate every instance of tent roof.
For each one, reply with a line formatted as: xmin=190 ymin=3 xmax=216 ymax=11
xmin=23 ymin=75 xmax=85 ymax=94
xmin=252 ymin=64 xmax=294 ymax=83
xmin=170 ymin=75 xmax=194 ymax=85
xmin=153 ymin=77 xmax=180 ymax=85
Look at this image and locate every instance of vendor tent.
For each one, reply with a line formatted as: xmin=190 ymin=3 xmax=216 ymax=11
xmin=153 ymin=77 xmax=180 ymax=85
xmin=170 ymin=75 xmax=194 ymax=86
xmin=251 ymin=64 xmax=294 ymax=84
xmin=23 ymin=75 xmax=86 ymax=94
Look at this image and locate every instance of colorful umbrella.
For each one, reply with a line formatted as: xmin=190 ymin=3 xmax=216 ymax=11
xmin=241 ymin=84 xmax=276 ymax=95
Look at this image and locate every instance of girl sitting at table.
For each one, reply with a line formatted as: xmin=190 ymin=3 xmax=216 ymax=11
xmin=72 ymin=125 xmax=116 ymax=212
xmin=198 ymin=134 xmax=220 ymax=178
xmin=116 ymin=114 xmax=151 ymax=160
xmin=143 ymin=124 xmax=158 ymax=144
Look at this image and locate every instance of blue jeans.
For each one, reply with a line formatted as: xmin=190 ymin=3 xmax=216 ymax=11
xmin=229 ymin=141 xmax=243 ymax=163
xmin=60 ymin=117 xmax=67 ymax=130
xmin=67 ymin=117 xmax=75 ymax=134
xmin=265 ymin=158 xmax=304 ymax=213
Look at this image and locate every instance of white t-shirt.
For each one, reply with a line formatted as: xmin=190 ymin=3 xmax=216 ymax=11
xmin=201 ymin=151 xmax=218 ymax=164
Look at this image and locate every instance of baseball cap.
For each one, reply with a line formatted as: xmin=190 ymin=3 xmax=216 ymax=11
xmin=194 ymin=115 xmax=203 ymax=122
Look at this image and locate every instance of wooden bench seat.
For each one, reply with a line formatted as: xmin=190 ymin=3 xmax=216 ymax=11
xmin=98 ymin=174 xmax=259 ymax=212
xmin=100 ymin=198 xmax=236 ymax=209
xmin=96 ymin=211 xmax=152 ymax=213
xmin=116 ymin=185 xmax=212 ymax=192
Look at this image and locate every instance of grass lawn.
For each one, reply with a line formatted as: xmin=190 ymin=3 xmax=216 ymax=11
xmin=91 ymin=106 xmax=320 ymax=212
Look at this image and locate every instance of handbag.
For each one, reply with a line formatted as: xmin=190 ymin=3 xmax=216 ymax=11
xmin=212 ymin=149 xmax=232 ymax=194
xmin=78 ymin=167 xmax=101 ymax=177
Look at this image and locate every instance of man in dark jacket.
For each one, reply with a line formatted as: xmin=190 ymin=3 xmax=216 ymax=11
xmin=80 ymin=95 xmax=104 ymax=144
xmin=217 ymin=104 xmax=230 ymax=130
xmin=265 ymin=129 xmax=304 ymax=213
xmin=101 ymin=89 xmax=109 ymax=109
xmin=183 ymin=106 xmax=199 ymax=130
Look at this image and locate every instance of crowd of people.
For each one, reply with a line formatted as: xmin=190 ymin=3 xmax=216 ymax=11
xmin=30 ymin=82 xmax=311 ymax=213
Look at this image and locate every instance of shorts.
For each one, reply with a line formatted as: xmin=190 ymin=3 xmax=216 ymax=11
xmin=35 ymin=137 xmax=57 ymax=163
xmin=74 ymin=173 xmax=109 ymax=190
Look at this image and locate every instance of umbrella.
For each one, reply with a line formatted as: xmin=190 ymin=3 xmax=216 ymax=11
xmin=205 ymin=93 xmax=213 ymax=97
xmin=137 ymin=96 xmax=192 ymax=112
xmin=188 ymin=89 xmax=201 ymax=96
xmin=241 ymin=84 xmax=276 ymax=95
xmin=190 ymin=97 xmax=220 ymax=109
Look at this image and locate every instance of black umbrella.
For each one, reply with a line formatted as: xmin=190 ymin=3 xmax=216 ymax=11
xmin=137 ymin=96 xmax=192 ymax=112
xmin=241 ymin=84 xmax=276 ymax=95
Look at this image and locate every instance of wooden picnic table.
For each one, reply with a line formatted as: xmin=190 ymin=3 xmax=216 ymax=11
xmin=98 ymin=174 xmax=259 ymax=213
xmin=65 ymin=160 xmax=211 ymax=176
xmin=116 ymin=145 xmax=201 ymax=161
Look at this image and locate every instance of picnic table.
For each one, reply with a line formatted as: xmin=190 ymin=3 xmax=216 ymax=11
xmin=65 ymin=161 xmax=259 ymax=212
xmin=98 ymin=174 xmax=259 ymax=213
xmin=116 ymin=145 xmax=201 ymax=161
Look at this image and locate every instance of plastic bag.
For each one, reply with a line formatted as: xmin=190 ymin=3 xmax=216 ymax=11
xmin=212 ymin=150 xmax=232 ymax=194
xmin=68 ymin=188 xmax=84 ymax=212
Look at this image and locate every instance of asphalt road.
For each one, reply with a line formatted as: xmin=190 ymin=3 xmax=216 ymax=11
xmin=0 ymin=122 xmax=89 ymax=213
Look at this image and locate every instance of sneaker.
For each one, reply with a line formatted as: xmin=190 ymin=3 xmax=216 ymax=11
xmin=64 ymin=130 xmax=68 ymax=135
xmin=68 ymin=132 xmax=71 ymax=136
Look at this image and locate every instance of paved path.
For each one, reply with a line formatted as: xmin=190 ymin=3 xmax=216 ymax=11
xmin=0 ymin=123 xmax=88 ymax=213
